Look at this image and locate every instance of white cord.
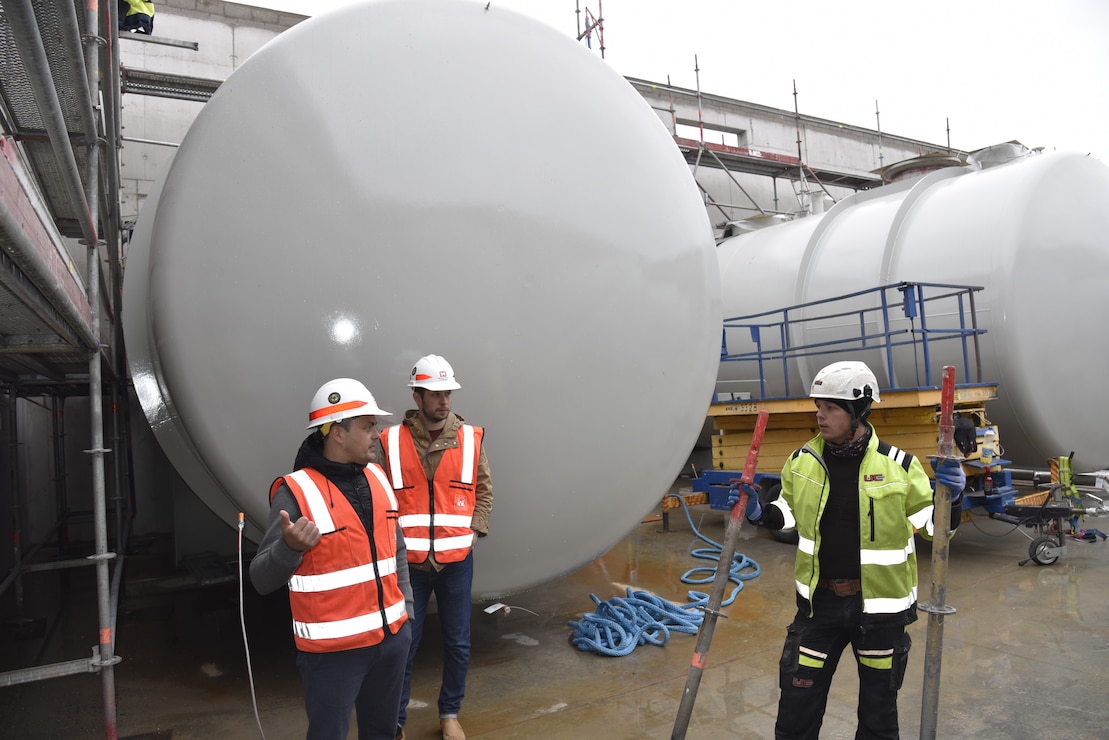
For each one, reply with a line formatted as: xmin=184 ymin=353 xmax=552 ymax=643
xmin=483 ymin=602 xmax=540 ymax=617
xmin=238 ymin=513 xmax=268 ymax=740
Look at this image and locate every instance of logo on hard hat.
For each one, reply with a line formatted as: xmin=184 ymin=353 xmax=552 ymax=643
xmin=328 ymin=392 xmax=341 ymax=404
xmin=439 ymin=371 xmax=448 ymax=379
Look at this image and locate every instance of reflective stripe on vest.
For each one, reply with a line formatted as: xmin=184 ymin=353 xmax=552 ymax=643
xmin=909 ymin=505 xmax=935 ymax=536
xmin=386 ymin=425 xmax=403 ymax=485
xmin=459 ymin=424 xmax=475 ymax=485
xmin=365 ymin=463 xmax=399 ymax=510
xmin=397 ymin=513 xmax=472 ymax=529
xmin=289 ymin=556 xmax=399 ymax=593
xmin=860 ymin=537 xmax=914 ymax=567
xmin=286 ymin=469 xmax=337 ymax=533
xmin=864 ymin=589 xmax=918 ymax=614
xmin=293 ymin=598 xmax=408 ymax=642
xmin=400 ymin=532 xmax=475 ymax=555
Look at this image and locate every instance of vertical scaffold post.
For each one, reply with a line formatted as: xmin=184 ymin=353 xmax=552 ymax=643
xmin=919 ymin=365 xmax=958 ymax=740
xmin=671 ymin=410 xmax=769 ymax=739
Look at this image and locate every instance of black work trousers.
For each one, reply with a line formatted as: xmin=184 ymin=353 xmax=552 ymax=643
xmin=775 ymin=588 xmax=912 ymax=740
xmin=297 ymin=621 xmax=412 ymax=740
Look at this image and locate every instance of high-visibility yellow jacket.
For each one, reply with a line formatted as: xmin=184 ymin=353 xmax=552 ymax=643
xmin=121 ymin=1 xmax=155 ymax=17
xmin=772 ymin=426 xmax=938 ymax=622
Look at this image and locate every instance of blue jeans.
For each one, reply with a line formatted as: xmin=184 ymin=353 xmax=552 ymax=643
xmin=297 ymin=621 xmax=412 ymax=740
xmin=775 ymin=589 xmax=912 ymax=740
xmin=399 ymin=551 xmax=474 ymax=725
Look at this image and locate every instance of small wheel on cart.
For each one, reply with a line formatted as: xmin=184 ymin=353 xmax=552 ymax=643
xmin=760 ymin=482 xmax=799 ymax=545
xmin=1028 ymin=536 xmax=1059 ymax=566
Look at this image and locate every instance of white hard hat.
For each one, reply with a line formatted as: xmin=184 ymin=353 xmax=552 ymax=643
xmin=408 ymin=354 xmax=462 ymax=391
xmin=810 ymin=361 xmax=881 ymax=404
xmin=306 ymin=378 xmax=391 ymax=429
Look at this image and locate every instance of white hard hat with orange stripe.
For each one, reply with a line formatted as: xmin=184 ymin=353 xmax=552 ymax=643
xmin=307 ymin=378 xmax=391 ymax=429
xmin=408 ymin=354 xmax=462 ymax=391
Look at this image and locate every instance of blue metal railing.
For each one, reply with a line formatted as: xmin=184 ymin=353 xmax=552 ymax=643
xmin=717 ymin=282 xmax=986 ymax=402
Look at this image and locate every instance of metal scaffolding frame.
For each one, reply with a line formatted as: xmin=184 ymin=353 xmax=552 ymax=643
xmin=0 ymin=2 xmax=131 ymax=737
xmin=625 ymin=75 xmax=906 ymax=228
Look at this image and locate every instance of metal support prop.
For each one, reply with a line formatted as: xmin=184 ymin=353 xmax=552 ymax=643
xmin=672 ymin=410 xmax=769 ymax=740
xmin=919 ymin=366 xmax=958 ymax=740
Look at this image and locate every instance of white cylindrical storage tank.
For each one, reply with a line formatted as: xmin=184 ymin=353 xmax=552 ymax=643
xmin=716 ymin=150 xmax=1109 ymax=471
xmin=123 ymin=0 xmax=721 ymax=598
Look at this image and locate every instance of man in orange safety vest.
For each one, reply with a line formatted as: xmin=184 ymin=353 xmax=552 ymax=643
xmin=251 ymin=377 xmax=413 ymax=740
xmin=381 ymin=355 xmax=493 ymax=740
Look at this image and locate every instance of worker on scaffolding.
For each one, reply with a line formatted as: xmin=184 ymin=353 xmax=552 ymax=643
xmin=118 ymin=1 xmax=154 ymax=35
xmin=250 ymin=378 xmax=413 ymax=740
xmin=742 ymin=360 xmax=965 ymax=739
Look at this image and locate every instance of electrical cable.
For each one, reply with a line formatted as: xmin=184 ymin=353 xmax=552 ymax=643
xmin=963 ymin=508 xmax=1024 ymax=537
xmin=237 ymin=512 xmax=267 ymax=740
xmin=568 ymin=495 xmax=760 ymax=656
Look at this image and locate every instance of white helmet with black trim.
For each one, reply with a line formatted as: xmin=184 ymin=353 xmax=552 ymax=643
xmin=810 ymin=361 xmax=881 ymax=403
xmin=810 ymin=361 xmax=880 ymax=431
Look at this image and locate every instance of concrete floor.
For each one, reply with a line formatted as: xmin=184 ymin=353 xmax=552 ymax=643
xmin=3 ymin=477 xmax=1108 ymax=739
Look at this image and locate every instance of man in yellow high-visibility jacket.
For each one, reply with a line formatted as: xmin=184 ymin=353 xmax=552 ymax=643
xmin=746 ymin=360 xmax=965 ymax=739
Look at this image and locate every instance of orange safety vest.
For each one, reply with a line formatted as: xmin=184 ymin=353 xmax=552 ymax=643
xmin=270 ymin=465 xmax=408 ymax=653
xmin=381 ymin=423 xmax=483 ymax=564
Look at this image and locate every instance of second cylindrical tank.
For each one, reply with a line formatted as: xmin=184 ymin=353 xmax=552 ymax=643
xmin=716 ymin=149 xmax=1109 ymax=471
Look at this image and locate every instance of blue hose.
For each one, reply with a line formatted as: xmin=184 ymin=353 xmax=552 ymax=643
xmin=568 ymin=494 xmax=760 ymax=656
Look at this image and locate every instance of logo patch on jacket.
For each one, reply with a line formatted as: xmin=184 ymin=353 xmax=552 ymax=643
xmin=864 ymin=474 xmax=884 ymax=482
xmin=455 ymin=494 xmax=468 ymax=509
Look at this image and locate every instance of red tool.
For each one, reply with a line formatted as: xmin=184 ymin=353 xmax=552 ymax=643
xmin=919 ymin=365 xmax=958 ymax=739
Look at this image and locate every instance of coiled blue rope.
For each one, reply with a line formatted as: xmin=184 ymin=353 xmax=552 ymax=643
xmin=568 ymin=494 xmax=760 ymax=656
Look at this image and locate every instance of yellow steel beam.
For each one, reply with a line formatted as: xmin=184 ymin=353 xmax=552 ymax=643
xmin=707 ymin=384 xmax=998 ymax=418
xmin=705 ymin=384 xmax=1001 ymax=478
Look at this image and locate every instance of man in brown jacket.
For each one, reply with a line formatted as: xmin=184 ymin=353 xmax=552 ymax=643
xmin=380 ymin=355 xmax=493 ymax=740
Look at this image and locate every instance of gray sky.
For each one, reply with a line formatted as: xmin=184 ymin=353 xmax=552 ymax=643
xmin=246 ymin=0 xmax=1109 ymax=162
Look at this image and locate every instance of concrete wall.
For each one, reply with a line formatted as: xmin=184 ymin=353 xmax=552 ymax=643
xmin=631 ymin=79 xmax=955 ymax=226
xmin=118 ymin=1 xmax=304 ymax=231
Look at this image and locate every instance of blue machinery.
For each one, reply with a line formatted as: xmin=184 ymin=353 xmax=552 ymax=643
xmin=717 ymin=281 xmax=985 ymax=398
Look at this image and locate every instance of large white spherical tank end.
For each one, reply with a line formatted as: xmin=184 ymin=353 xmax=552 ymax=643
xmin=122 ymin=0 xmax=720 ymax=598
